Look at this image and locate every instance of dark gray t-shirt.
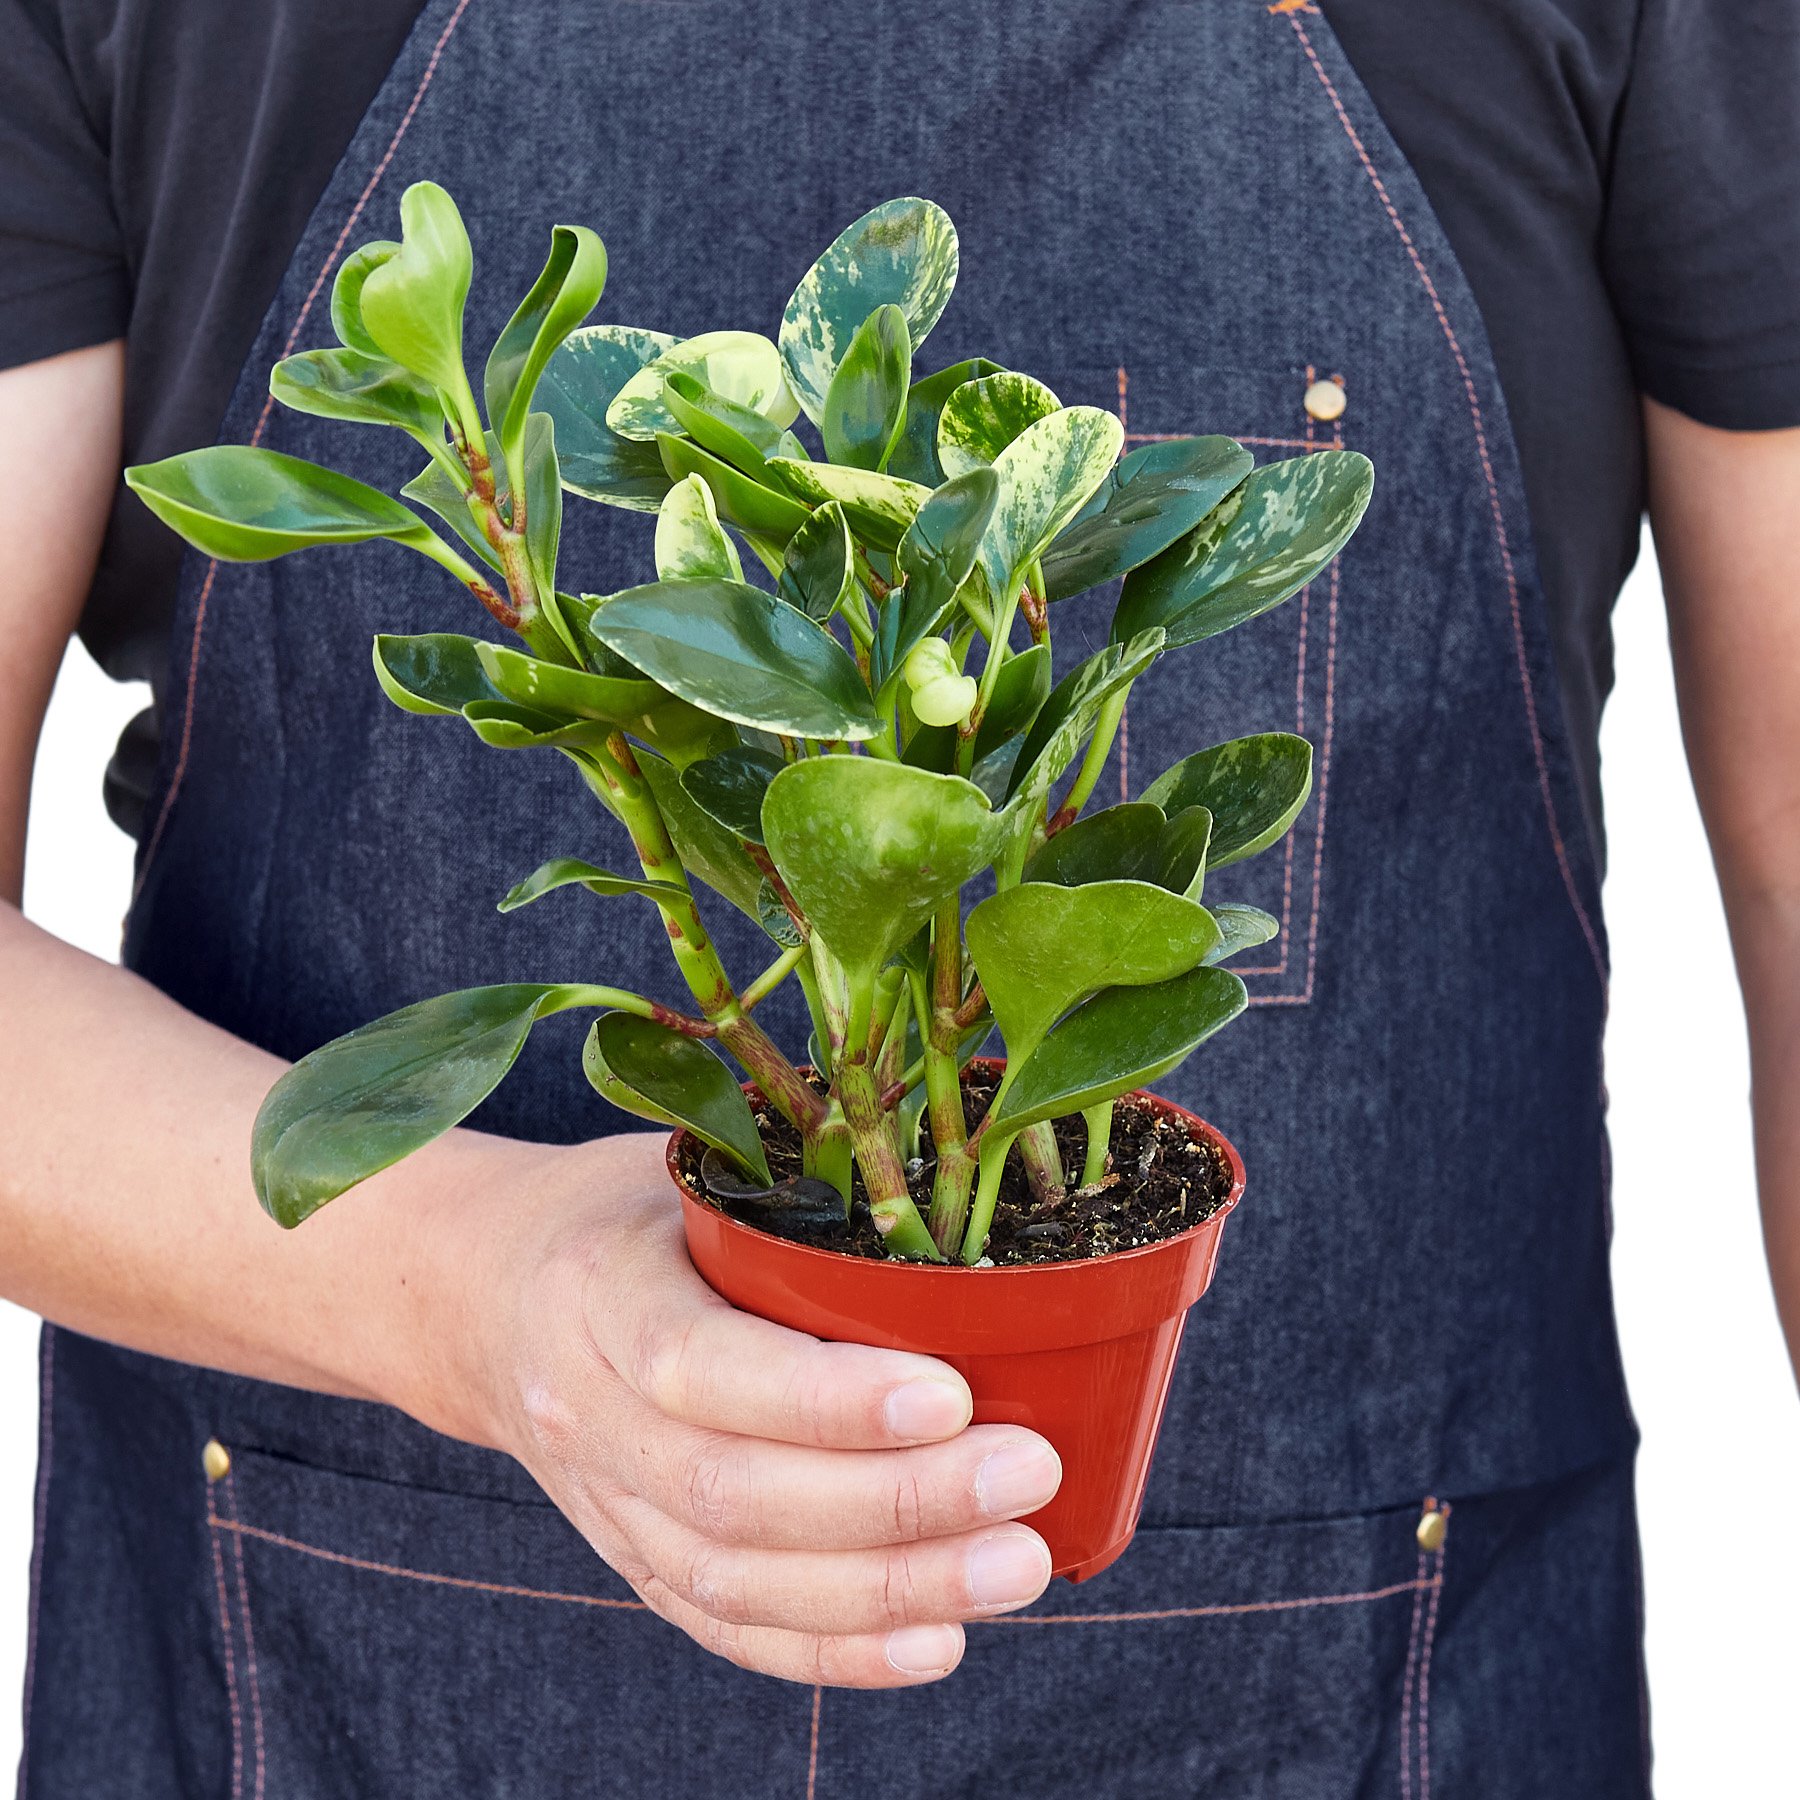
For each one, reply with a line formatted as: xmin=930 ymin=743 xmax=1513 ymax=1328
xmin=4 ymin=0 xmax=1798 ymax=857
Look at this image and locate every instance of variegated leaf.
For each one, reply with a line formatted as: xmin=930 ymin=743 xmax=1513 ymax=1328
xmin=608 ymin=331 xmax=799 ymax=442
xmin=937 ymin=372 xmax=1062 ymax=479
xmin=654 ymin=474 xmax=744 ymax=583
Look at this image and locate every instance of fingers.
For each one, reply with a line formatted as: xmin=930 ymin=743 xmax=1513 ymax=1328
xmin=595 ymin=1257 xmax=973 ymax=1450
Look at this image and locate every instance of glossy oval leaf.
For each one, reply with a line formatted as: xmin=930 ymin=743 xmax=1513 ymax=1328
xmin=821 ymin=303 xmax=912 ymax=471
xmin=640 ymin=751 xmax=766 ymax=920
xmin=539 ymin=324 xmax=679 ymax=510
xmin=654 ymin=474 xmax=743 ymax=583
xmin=680 ymin=745 xmax=787 ymax=844
xmin=768 ymin=457 xmax=929 ymax=552
xmin=1041 ymin=435 xmax=1254 ymax=602
xmin=663 ymin=369 xmax=788 ymax=473
xmin=1022 ymin=800 xmax=1213 ymax=898
xmin=979 ymin=406 xmax=1125 ymax=598
xmin=886 ymin=357 xmax=1005 ymax=486
xmin=780 ymin=197 xmax=959 ymax=424
xmin=460 ymin=700 xmax=610 ymax=750
xmin=269 ymin=347 xmax=444 ymax=436
xmin=1140 ymin=732 xmax=1313 ymax=867
xmin=876 ymin=467 xmax=999 ymax=687
xmin=778 ymin=501 xmax=855 ymax=622
xmin=583 ymin=1013 xmax=770 ymax=1183
xmin=330 ymin=240 xmax=400 ymax=357
xmin=372 ymin=632 xmax=505 ymax=716
xmin=474 ymin=641 xmax=664 ymax=724
xmin=1115 ymin=450 xmax=1374 ymax=649
xmin=989 ymin=965 xmax=1248 ymax=1134
xmin=357 ymin=182 xmax=474 ymax=393
xmin=125 ymin=446 xmax=427 ymax=561
xmin=1206 ymin=903 xmax=1280 ymax=964
xmin=252 ymin=983 xmax=589 ymax=1227
xmin=484 ymin=223 xmax=608 ymax=472
xmin=497 ymin=858 xmax=683 ymax=913
xmin=588 ymin=579 xmax=879 ymax=740
xmin=608 ymin=331 xmax=798 ymax=442
xmin=661 ymin=434 xmax=811 ymax=542
xmin=762 ymin=759 xmax=1001 ymax=989
xmin=966 ymin=879 xmax=1221 ymax=1073
xmin=937 ymin=372 xmax=1062 ymax=479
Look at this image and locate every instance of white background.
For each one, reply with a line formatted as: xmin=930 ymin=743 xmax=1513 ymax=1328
xmin=4 ymin=535 xmax=1798 ymax=1792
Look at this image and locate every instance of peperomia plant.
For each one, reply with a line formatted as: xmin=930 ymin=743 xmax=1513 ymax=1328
xmin=126 ymin=186 xmax=1371 ymax=1265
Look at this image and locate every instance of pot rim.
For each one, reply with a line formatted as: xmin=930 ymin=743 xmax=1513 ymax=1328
xmin=667 ymin=1058 xmax=1246 ymax=1279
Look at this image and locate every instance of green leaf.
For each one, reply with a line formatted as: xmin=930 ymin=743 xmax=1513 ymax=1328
xmin=1023 ymin=800 xmax=1213 ymax=898
xmin=762 ymin=759 xmax=1001 ymax=991
xmin=538 ymin=325 xmax=679 ymax=510
xmin=485 ymin=223 xmax=608 ymax=476
xmin=497 ymin=857 xmax=682 ymax=913
xmin=885 ymin=358 xmax=1005 ymax=487
xmin=768 ymin=457 xmax=930 ymax=553
xmin=520 ymin=411 xmax=562 ymax=597
xmin=582 ymin=1013 xmax=770 ymax=1183
xmin=778 ymin=502 xmax=856 ymax=622
xmin=655 ymin=474 xmax=744 ymax=583
xmin=680 ymin=745 xmax=787 ymax=844
xmin=125 ymin=445 xmax=428 ymax=562
xmin=460 ymin=701 xmax=610 ymax=750
xmin=330 ymin=240 xmax=400 ymax=358
xmin=252 ymin=983 xmax=591 ymax=1227
xmin=966 ymin=880 xmax=1221 ymax=1072
xmin=372 ymin=632 xmax=505 ymax=716
xmin=662 ymin=369 xmax=789 ymax=474
xmin=640 ymin=751 xmax=767 ymax=920
xmin=937 ymin=372 xmax=1062 ymax=479
xmin=588 ymin=579 xmax=879 ymax=740
xmin=988 ymin=965 xmax=1248 ymax=1134
xmin=821 ymin=304 xmax=911 ymax=471
xmin=660 ymin=434 xmax=811 ymax=542
xmin=357 ymin=182 xmax=474 ymax=393
xmin=609 ymin=331 xmax=798 ymax=443
xmin=1140 ymin=732 xmax=1313 ymax=867
xmin=1115 ymin=450 xmax=1374 ymax=649
xmin=1042 ymin=436 xmax=1253 ymax=603
xmin=269 ymin=347 xmax=444 ymax=436
xmin=979 ymin=406 xmax=1125 ymax=598
xmin=780 ymin=197 xmax=959 ymax=425
xmin=876 ymin=468 xmax=999 ymax=687
xmin=474 ymin=641 xmax=664 ymax=724
xmin=1206 ymin=903 xmax=1280 ymax=964
xmin=905 ymin=641 xmax=1049 ymax=772
xmin=1003 ymin=630 xmax=1165 ymax=812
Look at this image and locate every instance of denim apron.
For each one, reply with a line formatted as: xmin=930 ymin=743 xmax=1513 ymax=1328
xmin=19 ymin=2 xmax=1652 ymax=1794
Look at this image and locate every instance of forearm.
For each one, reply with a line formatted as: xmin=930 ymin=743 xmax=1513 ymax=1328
xmin=0 ymin=901 xmax=535 ymax=1437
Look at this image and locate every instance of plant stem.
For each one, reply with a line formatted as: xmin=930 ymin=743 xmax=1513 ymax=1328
xmin=922 ymin=898 xmax=978 ymax=1252
xmin=1079 ymin=1102 xmax=1113 ymax=1188
xmin=1056 ymin=686 xmax=1129 ymax=827
xmin=795 ymin=954 xmax=833 ymax=1080
xmin=805 ymin=1109 xmax=855 ymax=1205
xmin=961 ymin=1129 xmax=1017 ymax=1265
xmin=836 ymin=1057 xmax=940 ymax=1259
xmin=740 ymin=942 xmax=807 ymax=1011
xmin=1017 ymin=1120 xmax=1067 ymax=1203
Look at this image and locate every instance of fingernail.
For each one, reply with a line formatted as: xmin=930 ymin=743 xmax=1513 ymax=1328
xmin=884 ymin=1377 xmax=969 ymax=1442
xmin=885 ymin=1622 xmax=962 ymax=1676
xmin=967 ymin=1529 xmax=1052 ymax=1610
xmin=975 ymin=1439 xmax=1062 ymax=1518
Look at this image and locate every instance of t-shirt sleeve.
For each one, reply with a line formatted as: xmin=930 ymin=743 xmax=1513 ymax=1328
xmin=1602 ymin=0 xmax=1800 ymax=430
xmin=0 ymin=0 xmax=129 ymax=370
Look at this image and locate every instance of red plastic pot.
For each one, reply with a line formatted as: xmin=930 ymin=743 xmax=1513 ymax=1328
xmin=672 ymin=1065 xmax=1246 ymax=1583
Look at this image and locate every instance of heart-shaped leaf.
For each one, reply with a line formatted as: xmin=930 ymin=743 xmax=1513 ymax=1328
xmin=330 ymin=240 xmax=400 ymax=357
xmin=988 ymin=964 xmax=1248 ymax=1133
xmin=538 ymin=325 xmax=679 ymax=510
xmin=357 ymin=182 xmax=474 ymax=393
xmin=1023 ymin=800 xmax=1212 ymax=897
xmin=269 ymin=347 xmax=444 ymax=437
xmin=485 ymin=224 xmax=608 ymax=476
xmin=609 ymin=331 xmax=798 ymax=442
xmin=822 ymin=304 xmax=912 ymax=471
xmin=1206 ymin=903 xmax=1280 ymax=964
xmin=588 ymin=579 xmax=879 ymax=740
xmin=1115 ymin=450 xmax=1373 ymax=649
xmin=967 ymin=880 xmax=1221 ymax=1072
xmin=780 ymin=197 xmax=959 ymax=424
xmin=655 ymin=474 xmax=743 ymax=583
xmin=1042 ymin=436 xmax=1254 ymax=603
xmin=474 ymin=641 xmax=664 ymax=723
xmin=1140 ymin=732 xmax=1313 ymax=867
xmin=680 ymin=745 xmax=787 ymax=843
xmin=904 ymin=641 xmax=1050 ymax=772
xmin=640 ymin=751 xmax=766 ymax=920
xmin=778 ymin=502 xmax=855 ymax=622
xmin=497 ymin=858 xmax=684 ymax=913
xmin=1003 ymin=630 xmax=1165 ymax=813
xmin=763 ymin=759 xmax=1001 ymax=991
xmin=768 ymin=457 xmax=930 ymax=552
xmin=875 ymin=468 xmax=999 ymax=688
xmin=885 ymin=358 xmax=1005 ymax=486
xmin=937 ymin=372 xmax=1062 ymax=479
xmin=372 ymin=633 xmax=506 ymax=716
xmin=662 ymin=369 xmax=789 ymax=474
xmin=252 ymin=983 xmax=597 ymax=1227
xmin=979 ymin=406 xmax=1125 ymax=598
xmin=660 ymin=435 xmax=811 ymax=542
xmin=583 ymin=1013 xmax=770 ymax=1183
xmin=125 ymin=446 xmax=429 ymax=562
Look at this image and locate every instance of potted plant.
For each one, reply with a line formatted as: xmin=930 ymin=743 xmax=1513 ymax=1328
xmin=126 ymin=186 xmax=1372 ymax=1581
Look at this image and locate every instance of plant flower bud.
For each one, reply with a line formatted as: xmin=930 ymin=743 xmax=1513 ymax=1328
xmin=902 ymin=637 xmax=959 ymax=692
xmin=911 ymin=672 xmax=979 ymax=728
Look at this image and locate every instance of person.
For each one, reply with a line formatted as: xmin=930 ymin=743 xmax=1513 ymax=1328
xmin=3 ymin=0 xmax=1797 ymax=1792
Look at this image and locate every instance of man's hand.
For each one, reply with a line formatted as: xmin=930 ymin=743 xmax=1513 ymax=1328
xmin=437 ymin=1133 xmax=1060 ymax=1687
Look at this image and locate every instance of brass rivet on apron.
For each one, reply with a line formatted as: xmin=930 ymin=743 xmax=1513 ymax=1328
xmin=1415 ymin=1506 xmax=1447 ymax=1552
xmin=201 ymin=1438 xmax=232 ymax=1483
xmin=1303 ymin=378 xmax=1347 ymax=422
